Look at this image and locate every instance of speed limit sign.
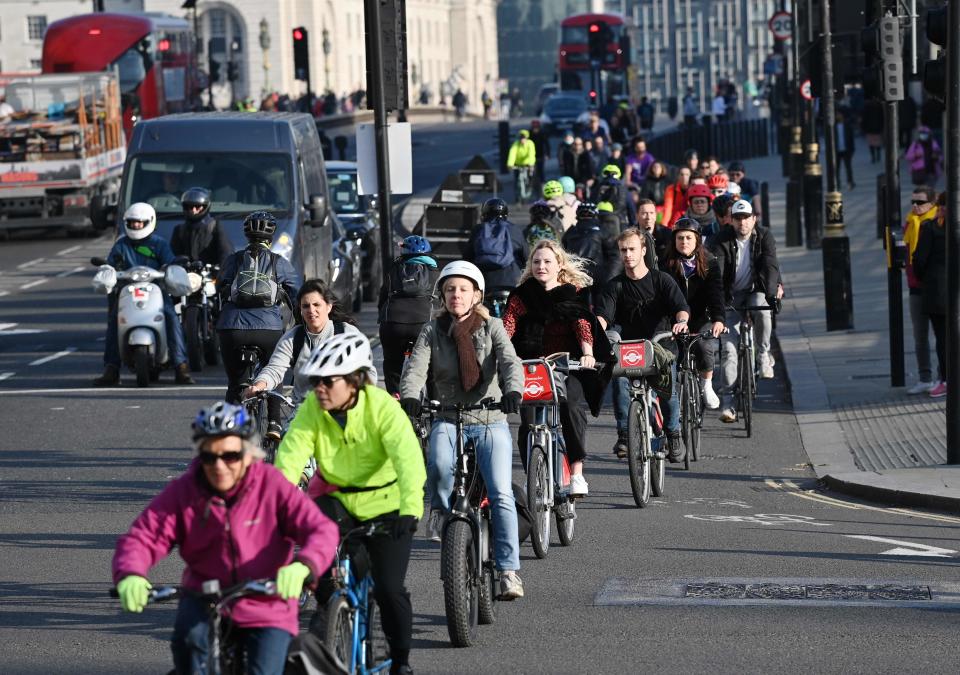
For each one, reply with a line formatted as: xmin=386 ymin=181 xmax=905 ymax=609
xmin=768 ymin=11 xmax=793 ymax=41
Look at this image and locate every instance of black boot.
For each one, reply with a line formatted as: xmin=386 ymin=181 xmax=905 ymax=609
xmin=174 ymin=363 xmax=195 ymax=385
xmin=93 ymin=364 xmax=120 ymax=387
xmin=612 ymin=431 xmax=628 ymax=459
xmin=666 ymin=432 xmax=683 ymax=463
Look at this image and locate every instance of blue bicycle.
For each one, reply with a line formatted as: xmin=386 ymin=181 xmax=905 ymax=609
xmin=320 ymin=523 xmax=391 ymax=674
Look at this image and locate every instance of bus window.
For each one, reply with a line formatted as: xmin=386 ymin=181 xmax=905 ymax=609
xmin=561 ymin=26 xmax=588 ymax=44
xmin=113 ymin=45 xmax=150 ymax=94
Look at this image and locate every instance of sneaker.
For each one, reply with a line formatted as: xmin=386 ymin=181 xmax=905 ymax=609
xmin=701 ymin=378 xmax=720 ymax=409
xmin=265 ymin=421 xmax=283 ymax=443
xmin=929 ymin=381 xmax=947 ymax=398
xmin=720 ymin=407 xmax=737 ymax=423
xmin=174 ymin=363 xmax=195 ymax=385
xmin=499 ymin=571 xmax=524 ymax=600
xmin=666 ymin=432 xmax=682 ymax=463
xmin=759 ymin=352 xmax=775 ymax=379
xmin=92 ymin=364 xmax=120 ymax=387
xmin=613 ymin=432 xmax=628 ymax=459
xmin=908 ymin=380 xmax=936 ymax=395
xmin=569 ymin=474 xmax=589 ymax=497
xmin=427 ymin=509 xmax=443 ymax=542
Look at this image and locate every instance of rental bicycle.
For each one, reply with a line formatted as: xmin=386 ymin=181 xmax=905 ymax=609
xmin=732 ymin=303 xmax=777 ymax=438
xmin=672 ymin=329 xmax=715 ymax=471
xmin=520 ymin=353 xmax=588 ymax=558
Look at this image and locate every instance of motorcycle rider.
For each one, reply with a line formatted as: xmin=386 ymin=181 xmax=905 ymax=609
xmin=169 ymin=187 xmax=228 ymax=268
xmin=93 ymin=202 xmax=194 ymax=386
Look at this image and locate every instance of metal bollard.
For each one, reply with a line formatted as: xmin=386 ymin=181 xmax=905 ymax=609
xmin=498 ymin=121 xmax=510 ymax=175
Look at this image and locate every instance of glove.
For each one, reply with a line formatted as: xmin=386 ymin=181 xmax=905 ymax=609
xmin=399 ymin=397 xmax=421 ymax=417
xmin=117 ymin=575 xmax=151 ymax=613
xmin=394 ymin=515 xmax=419 ymax=538
xmin=501 ymin=391 xmax=522 ymax=415
xmin=766 ymin=296 xmax=782 ymax=314
xmin=276 ymin=561 xmax=311 ymax=600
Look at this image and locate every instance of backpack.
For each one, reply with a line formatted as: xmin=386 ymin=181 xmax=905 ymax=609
xmin=472 ymin=219 xmax=514 ymax=271
xmin=229 ymin=248 xmax=279 ymax=308
xmin=287 ymin=321 xmax=346 ymax=378
xmin=389 ymin=259 xmax=435 ymax=300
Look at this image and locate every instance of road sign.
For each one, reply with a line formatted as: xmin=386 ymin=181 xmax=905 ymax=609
xmin=768 ymin=11 xmax=793 ymax=41
xmin=800 ymin=79 xmax=812 ymax=101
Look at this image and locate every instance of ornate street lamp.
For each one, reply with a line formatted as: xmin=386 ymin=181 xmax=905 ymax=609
xmin=259 ymin=18 xmax=271 ymax=94
xmin=322 ymin=27 xmax=331 ymax=90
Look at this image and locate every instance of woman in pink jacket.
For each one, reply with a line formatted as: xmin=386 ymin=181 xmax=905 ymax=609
xmin=112 ymin=402 xmax=338 ymax=675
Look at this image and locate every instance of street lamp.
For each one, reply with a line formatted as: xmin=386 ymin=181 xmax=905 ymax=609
xmin=259 ymin=18 xmax=271 ymax=94
xmin=322 ymin=27 xmax=331 ymax=91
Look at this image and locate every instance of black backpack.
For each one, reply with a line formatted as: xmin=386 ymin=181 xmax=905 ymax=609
xmin=288 ymin=321 xmax=346 ymax=370
xmin=389 ymin=257 xmax=435 ymax=300
xmin=229 ymin=248 xmax=279 ymax=308
xmin=472 ymin=219 xmax=514 ymax=271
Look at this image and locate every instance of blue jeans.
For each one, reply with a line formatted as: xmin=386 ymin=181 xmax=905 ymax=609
xmin=104 ymin=292 xmax=188 ymax=368
xmin=612 ymin=363 xmax=679 ymax=436
xmin=171 ymin=594 xmax=291 ymax=675
xmin=428 ymin=420 xmax=520 ymax=572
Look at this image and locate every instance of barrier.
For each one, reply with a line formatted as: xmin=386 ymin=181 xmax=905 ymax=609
xmin=647 ymin=118 xmax=772 ymax=167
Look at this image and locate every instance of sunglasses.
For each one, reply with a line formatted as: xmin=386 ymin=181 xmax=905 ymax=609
xmin=309 ymin=375 xmax=343 ymax=388
xmin=198 ymin=450 xmax=244 ymax=466
xmin=911 ymin=200 xmax=929 ymax=206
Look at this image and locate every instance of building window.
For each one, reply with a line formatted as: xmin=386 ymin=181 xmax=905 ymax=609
xmin=30 ymin=59 xmax=42 ymax=70
xmin=27 ymin=15 xmax=47 ymax=41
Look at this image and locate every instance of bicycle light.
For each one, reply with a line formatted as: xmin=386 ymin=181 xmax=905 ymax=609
xmin=202 ymin=579 xmax=221 ymax=595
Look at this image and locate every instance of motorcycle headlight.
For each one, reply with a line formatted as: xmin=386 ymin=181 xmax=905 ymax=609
xmin=187 ymin=272 xmax=203 ymax=294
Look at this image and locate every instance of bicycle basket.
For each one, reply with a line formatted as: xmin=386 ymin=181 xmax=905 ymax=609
xmin=521 ymin=359 xmax=566 ymax=404
xmin=611 ymin=339 xmax=657 ymax=378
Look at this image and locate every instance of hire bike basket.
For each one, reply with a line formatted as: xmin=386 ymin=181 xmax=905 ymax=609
xmin=611 ymin=339 xmax=657 ymax=379
xmin=520 ymin=358 xmax=567 ymax=405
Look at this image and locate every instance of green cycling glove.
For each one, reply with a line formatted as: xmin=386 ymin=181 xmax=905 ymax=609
xmin=276 ymin=561 xmax=311 ymax=600
xmin=117 ymin=575 xmax=152 ymax=613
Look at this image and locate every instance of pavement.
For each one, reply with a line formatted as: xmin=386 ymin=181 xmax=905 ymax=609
xmin=751 ymin=145 xmax=957 ymax=512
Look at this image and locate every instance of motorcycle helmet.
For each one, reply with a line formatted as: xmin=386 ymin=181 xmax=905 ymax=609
xmin=243 ymin=210 xmax=277 ymax=241
xmin=181 ymin=187 xmax=211 ymax=222
xmin=299 ymin=332 xmax=378 ymax=385
xmin=542 ymin=180 xmax=563 ymax=199
xmin=601 ymin=164 xmax=622 ymax=179
xmin=481 ymin=198 xmax=509 ymax=221
xmin=558 ymin=176 xmax=576 ymax=194
xmin=123 ymin=202 xmax=157 ymax=240
xmin=436 ymin=260 xmax=485 ymax=296
xmin=192 ymin=401 xmax=255 ymax=443
xmin=401 ymin=235 xmax=431 ymax=254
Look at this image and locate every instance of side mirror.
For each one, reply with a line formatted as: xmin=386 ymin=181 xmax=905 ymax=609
xmin=307 ymin=194 xmax=327 ymax=226
xmin=368 ymin=195 xmax=379 ymax=212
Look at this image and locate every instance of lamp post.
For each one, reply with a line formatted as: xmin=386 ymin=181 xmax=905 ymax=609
xmin=259 ymin=19 xmax=270 ymax=96
xmin=322 ymin=27 xmax=331 ymax=92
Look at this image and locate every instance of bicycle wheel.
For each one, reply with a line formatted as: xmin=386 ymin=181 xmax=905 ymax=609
xmin=691 ymin=380 xmax=702 ymax=462
xmin=322 ymin=595 xmax=355 ymax=670
xmin=365 ymin=597 xmax=390 ymax=668
xmin=739 ymin=355 xmax=753 ymax=438
xmin=182 ymin=306 xmax=204 ymax=372
xmin=650 ymin=441 xmax=665 ymax=497
xmin=556 ymin=499 xmax=575 ymax=546
xmin=526 ymin=447 xmax=551 ymax=558
xmin=441 ymin=518 xmax=479 ymax=647
xmin=626 ymin=399 xmax=651 ymax=507
xmin=679 ymin=373 xmax=693 ymax=471
xmin=477 ymin=516 xmax=496 ymax=625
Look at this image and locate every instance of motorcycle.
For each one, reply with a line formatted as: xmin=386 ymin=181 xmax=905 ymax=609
xmin=177 ymin=261 xmax=221 ymax=372
xmin=91 ymin=257 xmax=191 ymax=387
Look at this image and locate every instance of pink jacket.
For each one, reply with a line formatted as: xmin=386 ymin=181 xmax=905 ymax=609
xmin=112 ymin=459 xmax=338 ymax=636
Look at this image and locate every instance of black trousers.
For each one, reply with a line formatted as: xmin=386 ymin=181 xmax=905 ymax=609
xmin=930 ymin=312 xmax=946 ymax=382
xmin=836 ymin=151 xmax=854 ymax=185
xmin=314 ymin=496 xmax=414 ymax=661
xmin=518 ymin=369 xmax=589 ymax=469
xmin=379 ymin=321 xmax=425 ymax=396
xmin=217 ymin=328 xmax=283 ymax=419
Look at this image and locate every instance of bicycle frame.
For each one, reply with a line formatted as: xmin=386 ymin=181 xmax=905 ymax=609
xmin=329 ymin=554 xmax=389 ymax=675
xmin=521 ymin=357 xmax=574 ymax=512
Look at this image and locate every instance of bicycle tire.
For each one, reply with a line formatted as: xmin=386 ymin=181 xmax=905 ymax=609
xmin=650 ymin=447 xmax=665 ymax=497
xmin=740 ymin=356 xmax=753 ymax=438
xmin=365 ymin=597 xmax=390 ymax=668
xmin=527 ymin=447 xmax=551 ymax=558
xmin=322 ymin=595 xmax=354 ymax=670
xmin=477 ymin=516 xmax=496 ymax=625
xmin=691 ymin=379 xmax=702 ymax=462
xmin=556 ymin=499 xmax=575 ymax=546
xmin=626 ymin=399 xmax=651 ymax=507
xmin=680 ymin=372 xmax=692 ymax=471
xmin=441 ymin=518 xmax=479 ymax=647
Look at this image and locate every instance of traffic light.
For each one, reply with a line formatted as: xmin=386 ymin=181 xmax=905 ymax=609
xmin=364 ymin=0 xmax=408 ymax=112
xmin=292 ymin=26 xmax=310 ymax=82
xmin=208 ymin=56 xmax=220 ymax=83
xmin=923 ymin=5 xmax=948 ymax=101
xmin=588 ymin=89 xmax=598 ymax=105
xmin=227 ymin=61 xmax=239 ymax=82
xmin=878 ymin=16 xmax=904 ymax=102
xmin=588 ymin=21 xmax=609 ymax=62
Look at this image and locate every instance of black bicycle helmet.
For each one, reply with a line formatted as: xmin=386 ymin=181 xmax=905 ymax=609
xmin=481 ymin=198 xmax=509 ymax=221
xmin=243 ymin=210 xmax=277 ymax=241
xmin=181 ymin=187 xmax=211 ymax=222
xmin=529 ymin=200 xmax=555 ymax=221
xmin=191 ymin=402 xmax=255 ymax=443
xmin=576 ymin=201 xmax=599 ymax=219
xmin=672 ymin=217 xmax=702 ymax=238
xmin=712 ymin=193 xmax=735 ymax=217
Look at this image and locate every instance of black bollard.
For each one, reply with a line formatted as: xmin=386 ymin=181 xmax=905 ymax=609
xmin=334 ymin=135 xmax=348 ymax=161
xmin=497 ymin=121 xmax=510 ymax=175
xmin=822 ymin=191 xmax=854 ymax=330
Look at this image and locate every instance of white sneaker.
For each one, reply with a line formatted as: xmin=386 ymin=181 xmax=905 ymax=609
xmin=720 ymin=407 xmax=737 ymax=423
xmin=427 ymin=509 xmax=443 ymax=542
xmin=569 ymin=474 xmax=589 ymax=497
xmin=499 ymin=571 xmax=524 ymax=600
xmin=701 ymin=378 xmax=720 ymax=409
xmin=759 ymin=352 xmax=775 ymax=379
xmin=907 ymin=380 xmax=936 ymax=395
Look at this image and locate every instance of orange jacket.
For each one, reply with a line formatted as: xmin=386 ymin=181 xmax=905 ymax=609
xmin=662 ymin=181 xmax=688 ymax=228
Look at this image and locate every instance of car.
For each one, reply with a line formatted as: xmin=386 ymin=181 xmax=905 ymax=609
xmin=539 ymin=93 xmax=588 ymax=137
xmin=535 ymin=83 xmax=559 ymax=115
xmin=325 ymin=160 xmax=385 ymax=306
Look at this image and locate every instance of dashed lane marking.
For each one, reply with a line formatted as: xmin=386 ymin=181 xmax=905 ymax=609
xmin=56 ymin=245 xmax=82 ymax=256
xmin=29 ymin=347 xmax=77 ymax=366
xmin=20 ymin=278 xmax=49 ymax=290
xmin=0 ymin=372 xmax=14 ymax=381
xmin=55 ymin=266 xmax=86 ymax=278
xmin=17 ymin=258 xmax=45 ymax=269
xmin=0 ymin=385 xmax=226 ymax=395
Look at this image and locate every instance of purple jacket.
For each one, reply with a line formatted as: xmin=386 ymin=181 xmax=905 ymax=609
xmin=625 ymin=151 xmax=656 ymax=184
xmin=112 ymin=459 xmax=338 ymax=636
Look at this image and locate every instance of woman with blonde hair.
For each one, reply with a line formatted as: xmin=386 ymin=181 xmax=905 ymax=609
xmin=502 ymin=240 xmax=613 ymax=496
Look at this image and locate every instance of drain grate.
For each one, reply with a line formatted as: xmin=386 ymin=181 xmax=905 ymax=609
xmin=684 ymin=582 xmax=931 ymax=601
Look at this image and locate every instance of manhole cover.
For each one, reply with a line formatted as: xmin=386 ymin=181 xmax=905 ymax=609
xmin=684 ymin=582 xmax=931 ymax=601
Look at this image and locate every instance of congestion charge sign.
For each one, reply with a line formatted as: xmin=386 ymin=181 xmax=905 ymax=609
xmin=768 ymin=11 xmax=793 ymax=41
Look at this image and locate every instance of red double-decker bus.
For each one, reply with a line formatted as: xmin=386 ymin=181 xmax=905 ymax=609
xmin=42 ymin=13 xmax=198 ymax=138
xmin=558 ymin=13 xmax=629 ymax=97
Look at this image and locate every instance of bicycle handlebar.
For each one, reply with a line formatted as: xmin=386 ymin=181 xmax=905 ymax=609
xmin=422 ymin=398 xmax=501 ymax=414
xmin=109 ymin=579 xmax=276 ymax=605
xmin=242 ymin=389 xmax=294 ymax=407
xmin=736 ymin=305 xmax=778 ymax=312
xmin=652 ymin=331 xmax=674 ymax=345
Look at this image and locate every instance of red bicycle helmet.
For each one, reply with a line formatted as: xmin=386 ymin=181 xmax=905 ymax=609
xmin=687 ymin=183 xmax=713 ymax=201
xmin=707 ymin=174 xmax=729 ymax=191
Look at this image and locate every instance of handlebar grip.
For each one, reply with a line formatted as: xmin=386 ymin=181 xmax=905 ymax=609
xmin=108 ymin=588 xmax=119 ymax=598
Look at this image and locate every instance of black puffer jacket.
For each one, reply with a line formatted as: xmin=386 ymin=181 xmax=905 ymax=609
xmin=913 ymin=220 xmax=946 ymax=316
xmin=561 ymin=218 xmax=620 ymax=286
xmin=660 ymin=253 xmax=725 ymax=329
xmin=170 ymin=215 xmax=228 ymax=267
xmin=709 ymin=224 xmax=781 ymax=303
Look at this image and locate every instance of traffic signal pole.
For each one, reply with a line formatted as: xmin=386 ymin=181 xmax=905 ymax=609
xmin=946 ymin=0 xmax=960 ymax=463
xmin=801 ymin=0 xmax=823 ymax=250
xmin=786 ymin=0 xmax=804 ymax=247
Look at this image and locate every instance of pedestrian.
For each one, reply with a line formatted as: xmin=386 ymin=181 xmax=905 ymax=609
xmin=682 ymin=87 xmax=699 ymax=127
xmin=624 ymin=136 xmax=656 ymax=188
xmin=662 ymin=166 xmax=692 ymax=228
xmin=862 ymin=99 xmax=884 ymax=164
xmin=637 ymin=96 xmax=655 ymax=131
xmin=452 ymin=89 xmax=467 ymax=120
xmin=528 ymin=119 xmax=551 ymax=188
xmin=910 ymin=191 xmax=947 ymax=398
xmin=711 ymin=90 xmax=727 ymax=124
xmin=899 ymin=96 xmax=918 ymax=150
xmin=905 ymin=126 xmax=943 ymax=187
xmin=834 ymin=109 xmax=856 ymax=190
xmin=640 ymin=161 xmax=669 ymax=213
xmin=902 ymin=186 xmax=938 ymax=394
xmin=481 ymin=89 xmax=493 ymax=119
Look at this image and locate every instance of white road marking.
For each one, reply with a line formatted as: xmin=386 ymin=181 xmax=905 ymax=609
xmin=684 ymin=513 xmax=832 ymax=527
xmin=28 ymin=347 xmax=77 ymax=366
xmin=845 ymin=535 xmax=958 ymax=558
xmin=56 ymin=245 xmax=82 ymax=256
xmin=0 ymin=291 xmax=8 ymax=297
xmin=0 ymin=323 xmax=17 ymax=331
xmin=55 ymin=266 xmax=86 ymax=278
xmin=126 ymin=405 xmax=141 ymax=409
xmin=0 ymin=385 xmax=225 ymax=395
xmin=0 ymin=328 xmax=47 ymax=335
xmin=17 ymin=258 xmax=45 ymax=269
xmin=20 ymin=278 xmax=49 ymax=290
xmin=0 ymin=372 xmax=14 ymax=381
xmin=50 ymin=406 xmax=65 ymax=410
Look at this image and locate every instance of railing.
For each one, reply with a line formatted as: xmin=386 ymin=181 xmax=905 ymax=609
xmin=647 ymin=118 xmax=772 ymax=167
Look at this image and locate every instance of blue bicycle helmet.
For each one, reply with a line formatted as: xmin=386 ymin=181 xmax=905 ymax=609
xmin=558 ymin=176 xmax=576 ymax=194
xmin=401 ymin=235 xmax=431 ymax=254
xmin=192 ymin=402 xmax=255 ymax=442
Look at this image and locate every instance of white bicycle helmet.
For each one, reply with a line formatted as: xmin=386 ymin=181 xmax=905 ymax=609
xmin=300 ymin=332 xmax=378 ymax=385
xmin=123 ymin=202 xmax=157 ymax=240
xmin=436 ymin=260 xmax=486 ymax=296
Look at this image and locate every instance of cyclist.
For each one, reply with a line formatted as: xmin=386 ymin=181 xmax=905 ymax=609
xmin=558 ymin=175 xmax=582 ymax=227
xmin=274 ymin=333 xmax=426 ymax=675
xmin=637 ymin=198 xmax=671 ymax=268
xmin=596 ymin=228 xmax=690 ymax=461
xmin=661 ymin=218 xmax=726 ymax=409
xmin=662 ymin=165 xmax=692 ymax=228
xmin=503 ymin=240 xmax=614 ymax=497
xmin=398 ymin=260 xmax=526 ymax=600
xmin=525 ymin=200 xmax=563 ymax=248
xmin=169 ymin=187 xmax=228 ymax=267
xmin=377 ymin=235 xmax=439 ymax=395
xmin=684 ymin=183 xmax=721 ymax=246
xmin=93 ymin=202 xmax=194 ymax=386
xmin=543 ymin=179 xmax=577 ymax=232
xmin=506 ymin=129 xmax=536 ymax=203
xmin=217 ymin=211 xmax=301 ymax=430
xmin=591 ymin=163 xmax=637 ymax=229
xmin=710 ymin=199 xmax=782 ymax=422
xmin=243 ymin=278 xmax=361 ymax=409
xmin=112 ymin=401 xmax=338 ymax=674
xmin=468 ymin=197 xmax=528 ymax=293
xmin=562 ymin=201 xmax=619 ymax=295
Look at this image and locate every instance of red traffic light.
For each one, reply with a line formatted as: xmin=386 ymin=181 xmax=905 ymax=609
xmin=293 ymin=28 xmax=304 ymax=41
xmin=589 ymin=90 xmax=597 ymax=98
xmin=589 ymin=23 xmax=600 ymax=33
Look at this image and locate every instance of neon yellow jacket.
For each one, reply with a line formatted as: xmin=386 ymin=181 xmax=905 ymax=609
xmin=507 ymin=139 xmax=536 ymax=168
xmin=274 ymin=385 xmax=425 ymax=520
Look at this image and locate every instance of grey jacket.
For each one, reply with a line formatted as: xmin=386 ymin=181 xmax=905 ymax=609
xmin=255 ymin=320 xmax=361 ymax=404
xmin=399 ymin=314 xmax=524 ymax=425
